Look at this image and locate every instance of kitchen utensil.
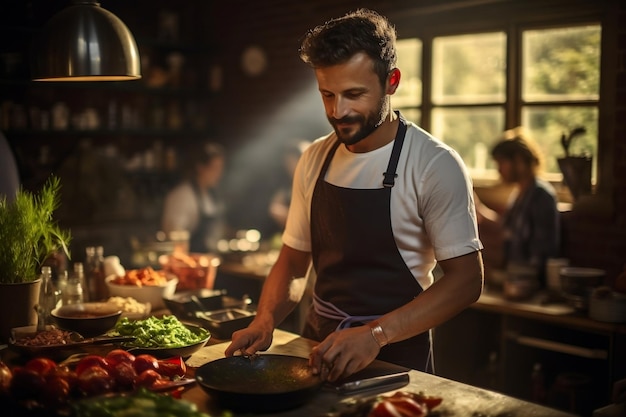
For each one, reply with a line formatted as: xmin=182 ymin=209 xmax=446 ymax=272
xmin=162 ymin=288 xmax=226 ymax=318
xmin=193 ymin=307 xmax=255 ymax=340
xmin=325 ymin=360 xmax=410 ymax=394
xmin=195 ymin=354 xmax=323 ymax=412
xmin=190 ymin=294 xmax=207 ymax=311
xmin=9 ymin=331 xmax=136 ymax=359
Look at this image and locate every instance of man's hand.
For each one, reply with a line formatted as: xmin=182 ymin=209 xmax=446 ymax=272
xmin=224 ymin=320 xmax=274 ymax=357
xmin=308 ymin=325 xmax=380 ymax=381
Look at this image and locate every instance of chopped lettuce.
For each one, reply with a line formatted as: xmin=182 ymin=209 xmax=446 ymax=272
xmin=110 ymin=315 xmax=209 ymax=348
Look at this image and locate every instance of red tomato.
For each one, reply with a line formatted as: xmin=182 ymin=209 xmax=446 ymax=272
xmin=24 ymin=357 xmax=57 ymax=375
xmin=370 ymin=401 xmax=404 ymax=417
xmin=105 ymin=349 xmax=135 ymax=370
xmin=135 ymin=369 xmax=162 ymax=388
xmin=133 ymin=354 xmax=159 ymax=374
xmin=400 ymin=392 xmax=443 ymax=410
xmin=110 ymin=361 xmax=137 ymax=390
xmin=46 ymin=365 xmax=78 ymax=391
xmin=157 ymin=357 xmax=186 ymax=378
xmin=387 ymin=396 xmax=428 ymax=417
xmin=40 ymin=376 xmax=71 ymax=408
xmin=10 ymin=366 xmax=46 ymax=400
xmin=75 ymin=355 xmax=109 ymax=376
xmin=77 ymin=366 xmax=114 ymax=396
xmin=0 ymin=361 xmax=12 ymax=395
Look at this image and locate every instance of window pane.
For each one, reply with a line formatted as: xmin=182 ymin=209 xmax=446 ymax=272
xmin=522 ymin=106 xmax=598 ymax=176
xmin=523 ymin=25 xmax=601 ymax=101
xmin=431 ymin=107 xmax=505 ymax=174
xmin=395 ymin=38 xmax=422 ymax=107
xmin=432 ymin=32 xmax=506 ymax=105
xmin=400 ymin=108 xmax=421 ymax=125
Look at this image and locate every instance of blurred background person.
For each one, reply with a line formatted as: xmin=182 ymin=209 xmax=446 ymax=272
xmin=161 ymin=142 xmax=227 ymax=253
xmin=0 ymin=131 xmax=20 ymax=201
xmin=476 ymin=127 xmax=560 ymax=288
xmin=268 ymin=139 xmax=310 ymax=231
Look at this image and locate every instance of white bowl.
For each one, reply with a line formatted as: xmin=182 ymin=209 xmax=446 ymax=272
xmin=105 ymin=275 xmax=177 ymax=310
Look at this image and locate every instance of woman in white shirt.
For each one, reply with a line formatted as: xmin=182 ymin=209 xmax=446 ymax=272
xmin=161 ymin=143 xmax=226 ymax=253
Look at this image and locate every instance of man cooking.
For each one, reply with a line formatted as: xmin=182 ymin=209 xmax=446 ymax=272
xmin=225 ymin=8 xmax=484 ymax=381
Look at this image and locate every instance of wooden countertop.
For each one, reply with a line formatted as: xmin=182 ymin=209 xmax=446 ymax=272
xmin=181 ymin=329 xmax=577 ymax=416
xmin=474 ymin=290 xmax=626 ymax=334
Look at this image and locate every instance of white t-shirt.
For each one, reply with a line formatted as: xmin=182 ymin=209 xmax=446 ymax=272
xmin=282 ymin=120 xmax=483 ymax=290
xmin=161 ymin=182 xmax=220 ymax=234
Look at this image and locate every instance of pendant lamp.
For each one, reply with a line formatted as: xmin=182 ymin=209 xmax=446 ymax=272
xmin=31 ymin=0 xmax=141 ymax=81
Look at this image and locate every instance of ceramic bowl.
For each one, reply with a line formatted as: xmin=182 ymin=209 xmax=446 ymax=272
xmin=159 ymin=253 xmax=221 ymax=291
xmin=106 ymin=275 xmax=178 ymax=310
xmin=51 ymin=302 xmax=122 ymax=337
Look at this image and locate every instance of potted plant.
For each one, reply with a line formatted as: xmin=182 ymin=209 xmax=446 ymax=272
xmin=557 ymin=126 xmax=592 ymax=201
xmin=0 ymin=176 xmax=71 ymax=342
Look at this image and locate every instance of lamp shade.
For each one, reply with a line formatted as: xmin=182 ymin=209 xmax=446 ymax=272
xmin=31 ymin=1 xmax=141 ymax=81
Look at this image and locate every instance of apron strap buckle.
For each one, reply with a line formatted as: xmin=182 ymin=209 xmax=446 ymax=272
xmin=382 ymin=172 xmax=398 ymax=188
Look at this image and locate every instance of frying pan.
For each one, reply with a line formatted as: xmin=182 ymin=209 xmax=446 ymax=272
xmin=195 ymin=354 xmax=323 ymax=413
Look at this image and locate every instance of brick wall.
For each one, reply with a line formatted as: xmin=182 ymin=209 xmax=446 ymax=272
xmin=561 ymin=0 xmax=626 ymax=281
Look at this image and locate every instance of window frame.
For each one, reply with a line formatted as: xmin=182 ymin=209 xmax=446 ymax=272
xmin=389 ymin=0 xmax=618 ymax=216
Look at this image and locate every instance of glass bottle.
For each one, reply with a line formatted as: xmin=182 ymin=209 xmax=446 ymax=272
xmin=85 ymin=246 xmax=106 ymax=301
xmin=56 ymin=269 xmax=68 ymax=296
xmin=64 ymin=262 xmax=85 ymax=305
xmin=37 ymin=266 xmax=55 ymax=329
xmin=531 ymin=362 xmax=546 ymax=403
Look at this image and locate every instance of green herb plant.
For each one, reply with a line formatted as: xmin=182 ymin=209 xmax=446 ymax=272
xmin=560 ymin=126 xmax=587 ymax=157
xmin=0 ymin=176 xmax=71 ymax=283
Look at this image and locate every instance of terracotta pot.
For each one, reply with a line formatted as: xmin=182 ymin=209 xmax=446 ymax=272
xmin=557 ymin=156 xmax=592 ymax=200
xmin=0 ymin=279 xmax=42 ymax=343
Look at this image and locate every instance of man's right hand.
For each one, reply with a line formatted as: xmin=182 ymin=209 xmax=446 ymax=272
xmin=223 ymin=320 xmax=274 ymax=357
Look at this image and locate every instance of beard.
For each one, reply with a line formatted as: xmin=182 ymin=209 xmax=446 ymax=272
xmin=328 ymin=95 xmax=389 ymax=146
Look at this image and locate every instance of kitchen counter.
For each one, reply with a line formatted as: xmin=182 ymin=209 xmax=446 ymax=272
xmin=435 ymin=290 xmax=626 ymax=415
xmin=181 ymin=329 xmax=577 ymax=416
xmin=474 ymin=290 xmax=626 ymax=335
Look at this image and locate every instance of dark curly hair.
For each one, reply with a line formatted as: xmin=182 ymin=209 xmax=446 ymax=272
xmin=299 ymin=8 xmax=397 ymax=88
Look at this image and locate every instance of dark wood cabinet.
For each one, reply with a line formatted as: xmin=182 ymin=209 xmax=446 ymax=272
xmin=434 ymin=292 xmax=626 ymax=416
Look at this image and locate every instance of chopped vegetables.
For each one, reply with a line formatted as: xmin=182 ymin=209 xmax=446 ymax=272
xmin=111 ymin=316 xmax=209 ymax=349
xmin=71 ymin=387 xmax=219 ymax=417
xmin=110 ymin=267 xmax=169 ymax=287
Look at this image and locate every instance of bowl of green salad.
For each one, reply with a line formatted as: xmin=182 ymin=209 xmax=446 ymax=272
xmin=109 ymin=315 xmax=210 ymax=358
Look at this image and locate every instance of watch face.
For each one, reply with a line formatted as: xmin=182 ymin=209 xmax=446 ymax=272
xmin=241 ymin=45 xmax=267 ymax=76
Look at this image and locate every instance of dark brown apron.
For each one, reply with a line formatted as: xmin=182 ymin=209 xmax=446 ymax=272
xmin=302 ymin=114 xmax=433 ymax=372
xmin=189 ymin=182 xmax=219 ymax=253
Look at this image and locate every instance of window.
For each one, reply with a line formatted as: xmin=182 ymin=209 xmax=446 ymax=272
xmin=395 ymin=38 xmax=422 ymax=124
xmin=521 ymin=26 xmax=600 ymax=177
xmin=395 ymin=24 xmax=601 ymax=186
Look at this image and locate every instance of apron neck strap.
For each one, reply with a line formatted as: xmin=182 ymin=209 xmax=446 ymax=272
xmin=383 ymin=112 xmax=407 ymax=188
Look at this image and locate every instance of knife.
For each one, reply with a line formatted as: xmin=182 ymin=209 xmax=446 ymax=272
xmin=325 ymin=359 xmax=410 ymax=394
